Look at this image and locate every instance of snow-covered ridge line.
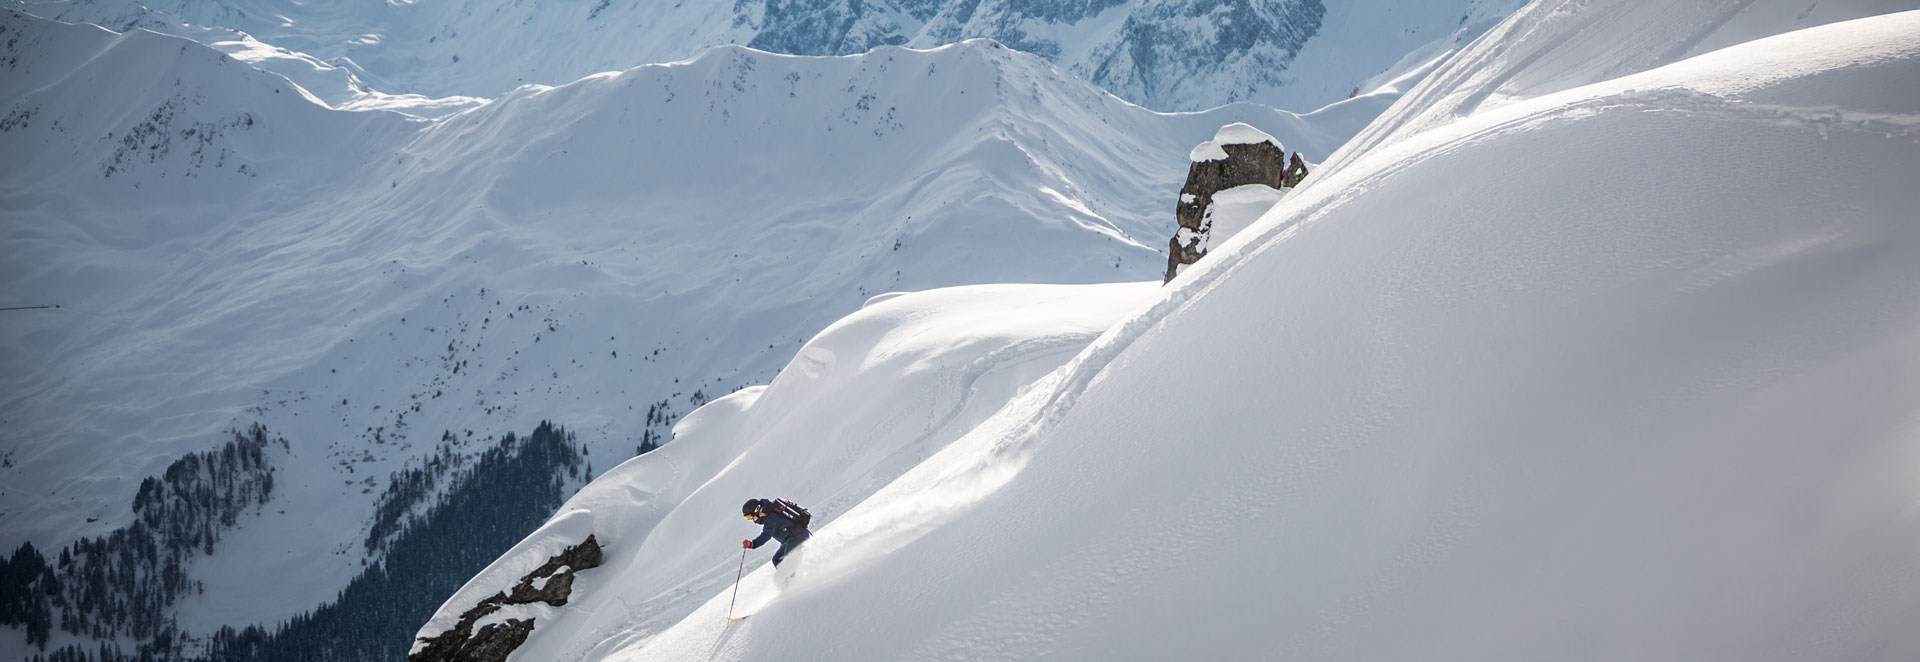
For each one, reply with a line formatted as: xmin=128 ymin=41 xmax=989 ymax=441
xmin=5 ymin=1 xmax=482 ymax=117
xmin=0 ymin=7 xmax=418 ymax=200
xmin=1315 ymin=0 xmax=1915 ymax=179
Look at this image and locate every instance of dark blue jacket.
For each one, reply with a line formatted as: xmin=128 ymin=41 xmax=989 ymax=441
xmin=749 ymin=509 xmax=806 ymax=549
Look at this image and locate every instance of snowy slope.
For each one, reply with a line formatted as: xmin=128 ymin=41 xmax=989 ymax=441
xmin=414 ymin=282 xmax=1158 ymax=660
xmin=11 ymin=0 xmax=1527 ymax=112
xmin=6 ymin=0 xmax=480 ymax=116
xmin=426 ymin=3 xmax=1920 ymax=660
xmin=0 ymin=10 xmax=1372 ymax=650
xmin=1322 ymin=0 xmax=1920 ymax=178
xmin=1276 ymin=0 xmax=1521 ymax=107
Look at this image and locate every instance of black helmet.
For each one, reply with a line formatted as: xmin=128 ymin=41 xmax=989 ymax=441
xmin=742 ymin=499 xmax=763 ymax=517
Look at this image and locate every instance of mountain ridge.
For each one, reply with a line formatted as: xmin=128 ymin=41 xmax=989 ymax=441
xmin=12 ymin=0 xmax=1525 ymax=111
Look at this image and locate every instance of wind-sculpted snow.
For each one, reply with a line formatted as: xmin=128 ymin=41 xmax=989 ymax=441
xmin=1319 ymin=0 xmax=1920 ymax=179
xmin=582 ymin=8 xmax=1920 ymax=661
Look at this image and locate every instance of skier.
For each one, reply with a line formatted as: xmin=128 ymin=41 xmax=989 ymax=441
xmin=742 ymin=498 xmax=811 ymax=566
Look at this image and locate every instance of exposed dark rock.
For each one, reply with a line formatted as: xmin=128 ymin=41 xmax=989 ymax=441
xmin=409 ymin=535 xmax=603 ymax=662
xmin=506 ymin=535 xmax=602 ymax=606
xmin=1166 ymin=123 xmax=1312 ymax=282
xmin=415 ymin=617 xmax=533 ymax=662
xmin=1282 ymin=151 xmax=1311 ymax=189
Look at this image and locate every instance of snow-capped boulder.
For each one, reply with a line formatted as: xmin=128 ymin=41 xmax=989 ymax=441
xmin=1166 ymin=122 xmax=1308 ymax=282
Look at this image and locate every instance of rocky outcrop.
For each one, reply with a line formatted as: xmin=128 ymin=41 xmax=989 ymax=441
xmin=410 ymin=535 xmax=604 ymax=662
xmin=1165 ymin=123 xmax=1311 ymax=282
xmin=1282 ymin=152 xmax=1311 ymax=188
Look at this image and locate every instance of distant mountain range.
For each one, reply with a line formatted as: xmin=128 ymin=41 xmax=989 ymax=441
xmin=15 ymin=0 xmax=1524 ymax=111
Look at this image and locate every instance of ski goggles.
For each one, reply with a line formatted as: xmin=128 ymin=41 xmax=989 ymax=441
xmin=744 ymin=513 xmax=758 ymax=521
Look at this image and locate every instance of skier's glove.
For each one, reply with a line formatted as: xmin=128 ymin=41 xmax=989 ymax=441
xmin=742 ymin=540 xmax=752 ymax=549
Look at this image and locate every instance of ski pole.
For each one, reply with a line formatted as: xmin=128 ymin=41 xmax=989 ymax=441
xmin=727 ymin=547 xmax=746 ymax=621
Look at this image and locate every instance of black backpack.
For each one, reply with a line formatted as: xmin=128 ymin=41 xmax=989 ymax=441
xmin=771 ymin=498 xmax=811 ymax=533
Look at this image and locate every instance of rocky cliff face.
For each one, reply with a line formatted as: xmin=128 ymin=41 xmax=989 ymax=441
xmin=1166 ymin=123 xmax=1310 ymax=282
xmin=767 ymin=0 xmax=1329 ymax=111
xmin=1078 ymin=0 xmax=1326 ymax=111
xmin=410 ymin=535 xmax=604 ymax=662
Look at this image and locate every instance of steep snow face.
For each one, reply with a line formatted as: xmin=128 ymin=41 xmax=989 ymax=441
xmin=0 ymin=10 xmax=1365 ymax=644
xmin=11 ymin=0 xmax=1526 ymax=111
xmin=414 ymin=282 xmax=1159 ymax=661
xmin=575 ymin=7 xmax=1920 ymax=661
